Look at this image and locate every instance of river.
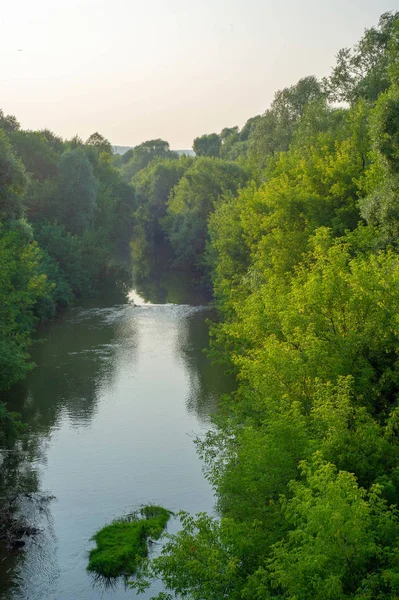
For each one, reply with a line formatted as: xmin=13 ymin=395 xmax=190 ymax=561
xmin=0 ymin=287 xmax=234 ymax=599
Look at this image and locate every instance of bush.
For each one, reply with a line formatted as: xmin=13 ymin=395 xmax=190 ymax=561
xmin=87 ymin=505 xmax=171 ymax=579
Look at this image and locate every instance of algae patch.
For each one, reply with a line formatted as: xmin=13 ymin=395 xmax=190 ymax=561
xmin=87 ymin=505 xmax=171 ymax=579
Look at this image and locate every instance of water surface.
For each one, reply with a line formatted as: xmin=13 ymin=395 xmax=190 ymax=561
xmin=1 ymin=290 xmax=233 ymax=599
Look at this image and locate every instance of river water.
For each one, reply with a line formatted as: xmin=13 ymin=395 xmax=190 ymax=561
xmin=0 ymin=288 xmax=233 ymax=599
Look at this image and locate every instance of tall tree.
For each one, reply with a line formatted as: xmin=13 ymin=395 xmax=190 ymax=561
xmin=0 ymin=109 xmax=20 ymax=134
xmin=9 ymin=130 xmax=59 ymax=181
xmin=248 ymin=76 xmax=325 ymax=171
xmin=193 ymin=133 xmax=221 ymax=157
xmin=360 ymin=85 xmax=399 ymax=241
xmin=325 ymin=11 xmax=399 ymax=103
xmin=86 ymin=132 xmax=113 ymax=155
xmin=0 ymin=130 xmax=27 ymax=221
xmin=57 ymin=148 xmax=98 ymax=235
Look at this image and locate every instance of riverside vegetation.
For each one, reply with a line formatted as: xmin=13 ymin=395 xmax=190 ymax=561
xmin=88 ymin=506 xmax=171 ymax=579
xmin=1 ymin=10 xmax=399 ymax=599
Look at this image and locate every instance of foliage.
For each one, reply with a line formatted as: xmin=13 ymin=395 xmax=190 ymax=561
xmin=121 ymin=139 xmax=178 ymax=182
xmin=57 ymin=148 xmax=98 ymax=235
xmin=266 ymin=456 xmax=399 ymax=600
xmin=131 ymin=512 xmax=245 ymax=600
xmin=0 ymin=109 xmax=20 ymax=134
xmin=224 ymin=230 xmax=399 ymax=415
xmin=8 ymin=129 xmax=59 ymax=181
xmin=163 ymin=157 xmax=248 ymax=276
xmin=0 ymin=221 xmax=50 ymax=391
xmin=360 ymin=85 xmax=399 ymax=241
xmin=248 ymin=76 xmax=325 ymax=172
xmin=193 ymin=134 xmax=221 ymax=158
xmin=0 ymin=130 xmax=28 ymax=221
xmin=130 ymin=156 xmax=191 ymax=282
xmin=34 ymin=221 xmax=91 ymax=298
xmin=86 ymin=132 xmax=113 ymax=155
xmin=325 ymin=11 xmax=399 ymax=103
xmin=88 ymin=506 xmax=171 ymax=579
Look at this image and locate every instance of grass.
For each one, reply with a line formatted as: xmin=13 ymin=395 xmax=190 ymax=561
xmin=87 ymin=505 xmax=171 ymax=579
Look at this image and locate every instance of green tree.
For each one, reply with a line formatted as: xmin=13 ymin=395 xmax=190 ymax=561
xmin=121 ymin=139 xmax=177 ymax=182
xmin=266 ymin=456 xmax=399 ymax=600
xmin=9 ymin=130 xmax=59 ymax=181
xmin=360 ymin=85 xmax=399 ymax=241
xmin=193 ymin=133 xmax=221 ymax=157
xmin=0 ymin=109 xmax=20 ymax=134
xmin=0 ymin=221 xmax=50 ymax=391
xmin=163 ymin=158 xmax=248 ymax=275
xmin=86 ymin=131 xmax=113 ymax=155
xmin=131 ymin=157 xmax=190 ymax=281
xmin=325 ymin=11 xmax=399 ymax=103
xmin=0 ymin=130 xmax=27 ymax=220
xmin=248 ymin=77 xmax=325 ymax=172
xmin=34 ymin=220 xmax=91 ymax=298
xmin=57 ymin=148 xmax=98 ymax=234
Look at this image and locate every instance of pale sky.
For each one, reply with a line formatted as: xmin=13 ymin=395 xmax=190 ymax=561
xmin=0 ymin=0 xmax=396 ymax=148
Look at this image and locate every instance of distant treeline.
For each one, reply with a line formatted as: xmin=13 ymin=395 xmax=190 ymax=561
xmin=2 ymin=11 xmax=399 ymax=599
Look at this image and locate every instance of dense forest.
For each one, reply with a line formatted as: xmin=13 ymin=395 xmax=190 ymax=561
xmin=1 ymin=10 xmax=399 ymax=599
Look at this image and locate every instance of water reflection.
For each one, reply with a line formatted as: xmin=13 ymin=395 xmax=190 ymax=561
xmin=133 ymin=265 xmax=211 ymax=306
xmin=0 ymin=450 xmax=40 ymax=598
xmin=8 ymin=304 xmax=139 ymax=433
xmin=176 ymin=310 xmax=235 ymax=423
xmin=0 ymin=426 xmax=51 ymax=599
xmin=0 ymin=284 xmax=234 ymax=600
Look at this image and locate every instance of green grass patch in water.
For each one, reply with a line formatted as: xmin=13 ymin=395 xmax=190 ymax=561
xmin=87 ymin=505 xmax=171 ymax=579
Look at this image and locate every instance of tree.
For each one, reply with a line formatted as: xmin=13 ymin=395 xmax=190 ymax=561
xmin=163 ymin=158 xmax=248 ymax=275
xmin=39 ymin=129 xmax=64 ymax=153
xmin=272 ymin=76 xmax=324 ymax=122
xmin=24 ymin=177 xmax=59 ymax=223
xmin=0 ymin=130 xmax=27 ymax=221
xmin=219 ymin=126 xmax=252 ymax=161
xmin=86 ymin=132 xmax=113 ymax=155
xmin=119 ymin=147 xmax=134 ymax=165
xmin=94 ymin=151 xmax=136 ymax=260
xmin=9 ymin=130 xmax=59 ymax=181
xmin=248 ymin=77 xmax=325 ymax=171
xmin=193 ymin=133 xmax=221 ymax=157
xmin=0 ymin=221 xmax=50 ymax=391
xmin=360 ymin=85 xmax=399 ymax=241
xmin=220 ymin=127 xmax=239 ymax=143
xmin=267 ymin=456 xmax=399 ymax=600
xmin=57 ymin=148 xmax=98 ymax=234
xmin=0 ymin=109 xmax=20 ymax=134
xmin=325 ymin=11 xmax=399 ymax=103
xmin=121 ymin=139 xmax=178 ymax=181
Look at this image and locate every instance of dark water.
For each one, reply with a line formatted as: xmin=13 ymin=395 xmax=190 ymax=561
xmin=0 ymin=288 xmax=234 ymax=599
